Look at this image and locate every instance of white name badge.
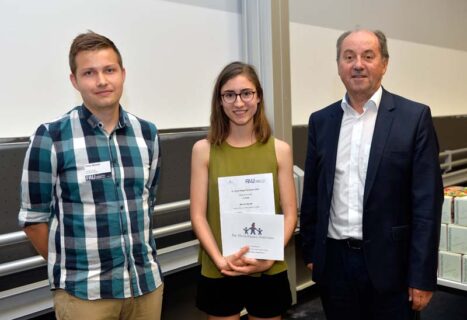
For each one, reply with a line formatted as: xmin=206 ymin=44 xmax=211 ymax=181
xmin=82 ymin=161 xmax=112 ymax=181
xmin=218 ymin=173 xmax=275 ymax=215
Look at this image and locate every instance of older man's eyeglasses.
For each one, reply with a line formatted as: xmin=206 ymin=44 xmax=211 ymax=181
xmin=221 ymin=90 xmax=256 ymax=104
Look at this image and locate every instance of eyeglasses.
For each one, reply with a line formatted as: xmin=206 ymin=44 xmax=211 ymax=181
xmin=221 ymin=90 xmax=256 ymax=104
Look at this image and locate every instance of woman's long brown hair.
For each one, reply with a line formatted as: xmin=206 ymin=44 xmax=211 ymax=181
xmin=208 ymin=61 xmax=271 ymax=145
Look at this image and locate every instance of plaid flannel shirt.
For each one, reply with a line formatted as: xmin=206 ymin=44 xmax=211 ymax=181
xmin=19 ymin=105 xmax=162 ymax=300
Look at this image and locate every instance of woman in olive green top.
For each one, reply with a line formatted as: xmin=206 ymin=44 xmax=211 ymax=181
xmin=190 ymin=61 xmax=297 ymax=320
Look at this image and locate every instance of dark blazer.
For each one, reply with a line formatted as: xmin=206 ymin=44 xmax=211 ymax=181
xmin=300 ymin=88 xmax=444 ymax=293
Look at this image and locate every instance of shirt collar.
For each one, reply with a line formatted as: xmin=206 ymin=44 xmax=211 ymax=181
xmin=341 ymin=86 xmax=383 ymax=114
xmin=79 ymin=104 xmax=131 ymax=130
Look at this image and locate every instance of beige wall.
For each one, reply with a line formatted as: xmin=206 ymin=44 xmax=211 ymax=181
xmin=0 ymin=0 xmax=242 ymax=138
xmin=289 ymin=0 xmax=467 ymax=124
xmin=2 ymin=0 xmax=467 ymax=137
xmin=290 ymin=23 xmax=467 ymax=124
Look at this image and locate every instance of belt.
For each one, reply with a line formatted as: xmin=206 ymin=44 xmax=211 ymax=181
xmin=329 ymin=238 xmax=364 ymax=250
xmin=346 ymin=238 xmax=363 ymax=250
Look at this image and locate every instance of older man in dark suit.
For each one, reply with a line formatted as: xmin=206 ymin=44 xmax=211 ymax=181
xmin=300 ymin=29 xmax=443 ymax=320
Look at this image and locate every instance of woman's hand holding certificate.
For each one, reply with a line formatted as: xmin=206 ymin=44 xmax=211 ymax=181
xmin=222 ymin=255 xmax=274 ymax=276
xmin=215 ymin=246 xmax=249 ymax=275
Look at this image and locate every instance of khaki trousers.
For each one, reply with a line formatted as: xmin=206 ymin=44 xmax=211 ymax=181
xmin=53 ymin=283 xmax=163 ymax=320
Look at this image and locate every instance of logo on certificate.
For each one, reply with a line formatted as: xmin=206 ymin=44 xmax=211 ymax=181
xmin=243 ymin=222 xmax=263 ymax=235
xmin=237 ymin=222 xmax=273 ymax=240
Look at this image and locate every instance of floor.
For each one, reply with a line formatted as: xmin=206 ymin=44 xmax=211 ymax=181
xmin=282 ymin=285 xmax=467 ymax=320
xmin=283 ymin=287 xmax=326 ymax=320
xmin=30 ymin=268 xmax=467 ymax=320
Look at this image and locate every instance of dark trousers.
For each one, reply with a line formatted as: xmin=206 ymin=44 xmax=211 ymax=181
xmin=318 ymin=238 xmax=416 ymax=320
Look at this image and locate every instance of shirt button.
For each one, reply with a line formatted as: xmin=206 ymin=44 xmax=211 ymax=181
xmin=120 ymin=205 xmax=124 ymax=210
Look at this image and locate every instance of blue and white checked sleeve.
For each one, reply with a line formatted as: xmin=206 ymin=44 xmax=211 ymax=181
xmin=18 ymin=124 xmax=57 ymax=227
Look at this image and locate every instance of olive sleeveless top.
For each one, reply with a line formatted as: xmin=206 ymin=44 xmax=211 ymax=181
xmin=199 ymin=137 xmax=288 ymax=278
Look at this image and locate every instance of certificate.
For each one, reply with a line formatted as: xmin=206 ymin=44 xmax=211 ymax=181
xmin=218 ymin=173 xmax=284 ymax=260
xmin=218 ymin=173 xmax=275 ymax=215
xmin=221 ymin=213 xmax=284 ymax=261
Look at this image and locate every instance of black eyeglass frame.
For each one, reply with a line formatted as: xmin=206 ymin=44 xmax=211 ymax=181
xmin=220 ymin=90 xmax=257 ymax=104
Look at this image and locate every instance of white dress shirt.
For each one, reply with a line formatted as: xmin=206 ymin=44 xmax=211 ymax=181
xmin=328 ymin=87 xmax=382 ymax=240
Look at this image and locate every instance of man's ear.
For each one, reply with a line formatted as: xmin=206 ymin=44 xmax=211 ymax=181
xmin=70 ymin=73 xmax=79 ymax=90
xmin=382 ymin=59 xmax=389 ymax=76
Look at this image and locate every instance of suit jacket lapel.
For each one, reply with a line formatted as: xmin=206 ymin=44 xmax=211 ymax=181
xmin=326 ymin=105 xmax=343 ymax=196
xmin=364 ymin=89 xmax=395 ymax=205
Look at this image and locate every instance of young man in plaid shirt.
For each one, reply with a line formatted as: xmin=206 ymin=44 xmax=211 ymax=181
xmin=18 ymin=31 xmax=163 ymax=319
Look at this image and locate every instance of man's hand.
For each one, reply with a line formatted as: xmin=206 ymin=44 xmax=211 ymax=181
xmin=306 ymin=263 xmax=313 ymax=271
xmin=409 ymin=288 xmax=433 ymax=311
